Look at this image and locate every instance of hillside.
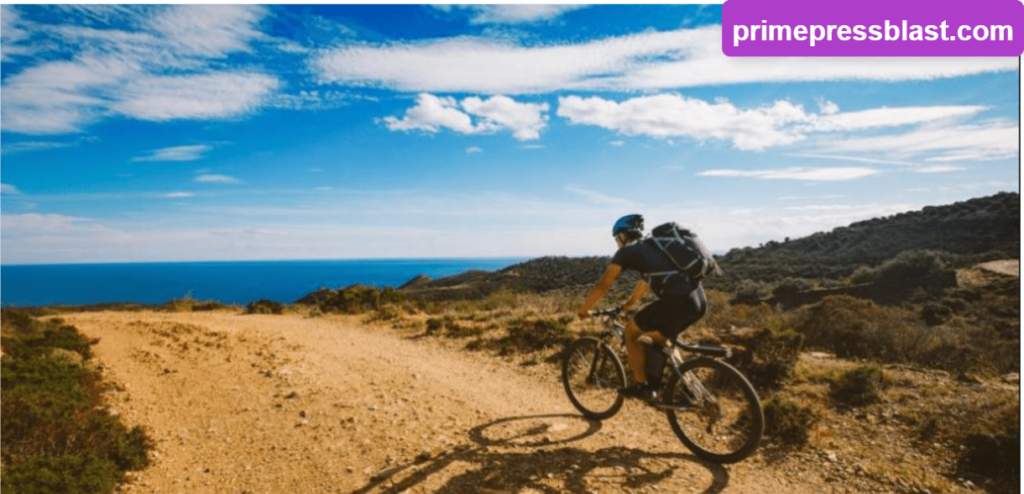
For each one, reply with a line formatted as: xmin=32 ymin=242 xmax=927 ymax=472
xmin=399 ymin=192 xmax=1020 ymax=301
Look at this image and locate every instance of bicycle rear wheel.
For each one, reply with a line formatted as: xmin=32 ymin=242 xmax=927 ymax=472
xmin=664 ymin=357 xmax=763 ymax=463
xmin=561 ymin=337 xmax=626 ymax=420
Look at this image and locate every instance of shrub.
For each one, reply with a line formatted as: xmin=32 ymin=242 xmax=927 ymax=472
xmin=1 ymin=451 xmax=119 ymax=494
xmin=0 ymin=310 xmax=152 ymax=492
xmin=425 ymin=317 xmax=445 ymax=335
xmin=1 ymin=322 xmax=96 ymax=361
xmin=771 ymin=277 xmax=816 ymax=298
xmin=245 ymin=299 xmax=284 ymax=315
xmin=795 ymin=296 xmax=918 ymax=360
xmin=850 ymin=250 xmax=958 ymax=305
xmin=763 ymin=398 xmax=819 ymax=447
xmin=727 ymin=326 xmax=805 ymax=391
xmin=496 ymin=317 xmax=574 ymax=355
xmin=731 ymin=279 xmax=771 ymax=305
xmin=829 ymin=365 xmax=885 ymax=407
xmin=295 ymin=285 xmax=404 ymax=314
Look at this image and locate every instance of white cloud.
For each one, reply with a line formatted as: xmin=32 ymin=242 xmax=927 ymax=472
xmin=161 ymin=192 xmax=196 ymax=198
xmin=808 ymin=105 xmax=987 ymax=132
xmin=311 ymin=25 xmax=1016 ymax=94
xmin=788 ymin=153 xmax=918 ymax=167
xmin=1 ymin=5 xmax=31 ymax=61
xmin=131 ymin=145 xmax=213 ymax=162
xmin=1 ymin=183 xmax=22 ymax=194
xmin=564 ymin=185 xmax=639 ymax=208
xmin=466 ymin=147 xmax=484 ymax=154
xmin=609 ymin=140 xmax=625 ymax=147
xmin=0 ymin=213 xmax=106 ymax=233
xmin=1 ymin=140 xmax=76 ymax=154
xmin=383 ymin=93 xmax=549 ymax=141
xmin=461 ymin=95 xmax=549 ymax=140
xmin=1 ymin=5 xmax=279 ymax=134
xmin=915 ymin=165 xmax=966 ymax=173
xmin=268 ymin=90 xmax=354 ymax=111
xmin=558 ymin=94 xmax=808 ymax=151
xmin=817 ymin=99 xmax=840 ymax=115
xmin=434 ymin=3 xmax=593 ymax=23
xmin=383 ymin=94 xmax=484 ymax=135
xmin=194 ymin=174 xmax=241 ymax=184
xmin=113 ymin=72 xmax=279 ymax=122
xmin=146 ymin=5 xmax=266 ymax=59
xmin=691 ymin=201 xmax=931 ymax=252
xmin=822 ymin=120 xmax=1019 ymax=161
xmin=698 ymin=167 xmax=880 ymax=181
xmin=558 ymin=94 xmax=1008 ymax=154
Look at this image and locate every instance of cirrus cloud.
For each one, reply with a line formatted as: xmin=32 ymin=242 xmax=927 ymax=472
xmin=311 ymin=25 xmax=1016 ymax=95
xmin=698 ymin=167 xmax=881 ymax=181
xmin=1 ymin=5 xmax=280 ymax=135
xmin=130 ymin=144 xmax=213 ymax=162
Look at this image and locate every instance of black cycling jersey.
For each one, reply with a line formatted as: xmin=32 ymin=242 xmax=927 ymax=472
xmin=611 ymin=241 xmax=693 ymax=298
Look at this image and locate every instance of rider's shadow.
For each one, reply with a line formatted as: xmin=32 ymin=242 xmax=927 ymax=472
xmin=348 ymin=413 xmax=729 ymax=494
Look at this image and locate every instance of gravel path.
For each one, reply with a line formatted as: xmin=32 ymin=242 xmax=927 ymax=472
xmin=59 ymin=310 xmax=827 ymax=494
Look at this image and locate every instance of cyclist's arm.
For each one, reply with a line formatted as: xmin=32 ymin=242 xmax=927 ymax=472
xmin=578 ymin=263 xmax=622 ymax=318
xmin=621 ymin=280 xmax=649 ymax=312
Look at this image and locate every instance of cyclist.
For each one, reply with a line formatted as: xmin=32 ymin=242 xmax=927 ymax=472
xmin=577 ymin=214 xmax=710 ymax=401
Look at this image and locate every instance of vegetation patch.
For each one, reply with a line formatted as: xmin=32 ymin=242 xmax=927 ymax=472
xmin=245 ymin=299 xmax=285 ymax=315
xmin=726 ymin=326 xmax=805 ymax=392
xmin=295 ymin=284 xmax=404 ymax=314
xmin=763 ymin=398 xmax=819 ymax=447
xmin=1 ymin=309 xmax=153 ymax=494
xmin=494 ymin=316 xmax=575 ymax=355
xmin=829 ymin=365 xmax=885 ymax=408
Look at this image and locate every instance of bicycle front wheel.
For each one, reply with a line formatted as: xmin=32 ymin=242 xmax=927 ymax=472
xmin=561 ymin=337 xmax=626 ymax=420
xmin=665 ymin=357 xmax=763 ymax=463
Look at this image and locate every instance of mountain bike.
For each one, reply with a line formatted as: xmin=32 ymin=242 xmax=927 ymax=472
xmin=561 ymin=308 xmax=764 ymax=463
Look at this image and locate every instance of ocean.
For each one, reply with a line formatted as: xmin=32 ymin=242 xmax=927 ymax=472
xmin=0 ymin=258 xmax=526 ymax=307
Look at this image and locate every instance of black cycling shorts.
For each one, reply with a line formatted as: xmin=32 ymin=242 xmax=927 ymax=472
xmin=634 ymin=283 xmax=707 ymax=340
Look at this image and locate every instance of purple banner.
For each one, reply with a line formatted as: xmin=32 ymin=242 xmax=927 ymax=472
xmin=723 ymin=0 xmax=1024 ymax=56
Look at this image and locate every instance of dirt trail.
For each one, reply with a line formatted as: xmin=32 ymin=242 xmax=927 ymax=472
xmin=61 ymin=310 xmax=826 ymax=494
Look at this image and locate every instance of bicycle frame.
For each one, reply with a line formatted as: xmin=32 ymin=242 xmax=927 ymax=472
xmin=592 ymin=309 xmax=730 ymax=383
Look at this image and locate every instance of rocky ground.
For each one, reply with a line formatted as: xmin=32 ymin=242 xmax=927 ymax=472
xmin=55 ymin=304 xmax=1015 ymax=494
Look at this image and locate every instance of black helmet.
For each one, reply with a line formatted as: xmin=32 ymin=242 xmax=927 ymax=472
xmin=612 ymin=214 xmax=644 ymax=237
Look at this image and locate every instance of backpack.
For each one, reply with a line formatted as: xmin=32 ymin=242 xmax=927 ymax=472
xmin=644 ymin=222 xmax=721 ymax=282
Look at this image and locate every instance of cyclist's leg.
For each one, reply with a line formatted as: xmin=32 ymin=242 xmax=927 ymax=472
xmin=633 ymin=299 xmax=678 ymax=388
xmin=624 ymin=318 xmax=648 ymax=384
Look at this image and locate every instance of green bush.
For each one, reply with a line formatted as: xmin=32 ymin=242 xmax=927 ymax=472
xmin=0 ymin=310 xmax=152 ymax=493
xmin=829 ymin=365 xmax=885 ymax=407
xmin=497 ymin=317 xmax=574 ymax=355
xmin=1 ymin=451 xmax=119 ymax=494
xmin=731 ymin=279 xmax=771 ymax=305
xmin=763 ymin=398 xmax=819 ymax=447
xmin=295 ymin=285 xmax=405 ymax=314
xmin=726 ymin=325 xmax=805 ymax=391
xmin=771 ymin=277 xmax=816 ymax=298
xmin=1 ymin=322 xmax=95 ymax=361
xmin=245 ymin=299 xmax=284 ymax=315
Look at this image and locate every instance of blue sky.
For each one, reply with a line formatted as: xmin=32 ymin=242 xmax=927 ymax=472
xmin=0 ymin=4 xmax=1019 ymax=264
